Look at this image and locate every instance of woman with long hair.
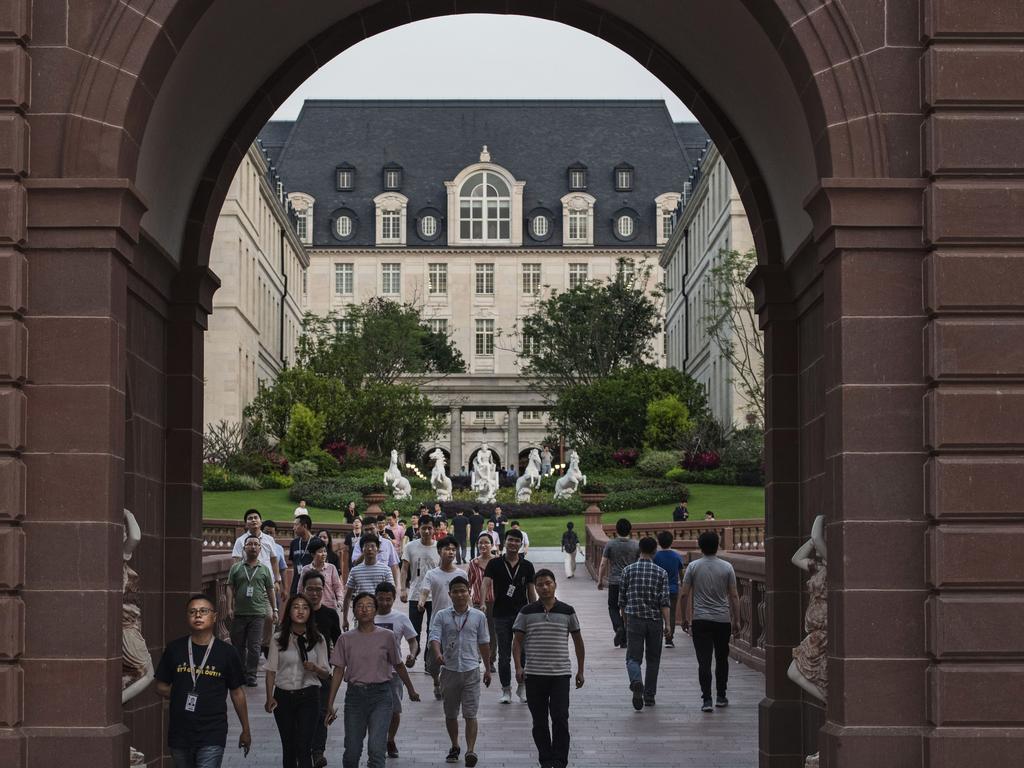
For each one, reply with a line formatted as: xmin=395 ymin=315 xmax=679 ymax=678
xmin=265 ymin=594 xmax=330 ymax=768
xmin=467 ymin=532 xmax=497 ymax=673
xmin=343 ymin=501 xmax=359 ymax=524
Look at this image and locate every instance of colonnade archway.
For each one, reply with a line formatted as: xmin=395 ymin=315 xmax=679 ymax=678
xmin=4 ymin=2 xmax=1024 ymax=767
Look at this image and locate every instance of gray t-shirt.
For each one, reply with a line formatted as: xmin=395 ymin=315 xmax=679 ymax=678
xmin=682 ymin=555 xmax=737 ymax=623
xmin=602 ymin=537 xmax=640 ymax=585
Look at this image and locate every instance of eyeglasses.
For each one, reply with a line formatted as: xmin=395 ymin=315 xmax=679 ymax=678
xmin=187 ymin=608 xmax=214 ymax=617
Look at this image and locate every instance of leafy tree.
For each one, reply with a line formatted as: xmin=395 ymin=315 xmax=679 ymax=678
xmin=244 ymin=367 xmax=349 ymax=445
xmin=703 ymin=249 xmax=765 ymax=425
xmin=513 ymin=258 xmax=663 ymax=392
xmin=279 ymin=403 xmax=325 ymax=462
xmin=644 ymin=395 xmax=694 ymax=450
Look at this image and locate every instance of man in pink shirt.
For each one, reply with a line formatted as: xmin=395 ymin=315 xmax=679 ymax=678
xmin=326 ymin=592 xmax=420 ymax=768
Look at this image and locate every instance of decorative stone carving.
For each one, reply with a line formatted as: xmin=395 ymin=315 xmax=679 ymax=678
xmin=789 ymin=514 xmax=827 ymax=768
xmin=429 ymin=447 xmax=453 ymax=501
xmin=515 ymin=448 xmax=543 ymax=501
xmin=122 ymin=509 xmax=154 ymax=766
xmin=471 ymin=443 xmax=499 ymax=504
xmin=384 ymin=449 xmax=412 ymax=499
xmin=553 ymin=449 xmax=587 ymax=499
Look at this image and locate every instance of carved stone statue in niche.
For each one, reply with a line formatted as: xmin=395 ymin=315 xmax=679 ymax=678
xmin=788 ymin=514 xmax=827 ymax=768
xmin=122 ymin=509 xmax=154 ymax=765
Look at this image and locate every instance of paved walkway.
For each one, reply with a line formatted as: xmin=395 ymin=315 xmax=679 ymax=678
xmin=222 ymin=572 xmax=760 ymax=768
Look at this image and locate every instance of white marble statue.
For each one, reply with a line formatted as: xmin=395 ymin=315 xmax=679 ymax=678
xmin=384 ymin=449 xmax=412 ymax=500
xmin=553 ymin=449 xmax=587 ymax=499
xmin=515 ymin=448 xmax=543 ymax=501
xmin=471 ymin=443 xmax=500 ymax=504
xmin=429 ymin=447 xmax=453 ymax=502
xmin=789 ymin=514 xmax=827 ymax=768
xmin=122 ymin=509 xmax=154 ymax=766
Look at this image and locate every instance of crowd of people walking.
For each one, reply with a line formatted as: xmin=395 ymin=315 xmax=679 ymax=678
xmin=155 ymin=506 xmax=739 ymax=768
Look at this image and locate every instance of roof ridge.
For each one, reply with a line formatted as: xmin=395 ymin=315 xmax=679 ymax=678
xmin=297 ymin=98 xmax=671 ymax=108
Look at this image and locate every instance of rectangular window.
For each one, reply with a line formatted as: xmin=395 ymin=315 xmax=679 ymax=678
xmin=568 ymin=263 xmax=588 ymax=289
xmin=384 ymin=169 xmax=401 ymax=190
xmin=569 ymin=169 xmax=586 ymax=190
xmin=276 ymin=181 xmax=284 ymax=202
xmin=617 ymin=259 xmax=635 ymax=281
xmin=334 ymin=317 xmax=353 ymax=335
xmin=475 ymin=263 xmax=495 ymax=295
xmin=616 ymin=168 xmax=633 ymax=190
xmin=662 ymin=213 xmax=674 ymax=241
xmin=334 ymin=263 xmax=353 ymax=294
xmin=381 ymin=211 xmax=401 ymax=242
xmin=475 ymin=319 xmax=495 ymax=355
xmin=295 ymin=212 xmax=308 ymax=242
xmin=301 ymin=271 xmax=307 ymax=296
xmin=428 ymin=318 xmax=449 ymax=335
xmin=428 ymin=263 xmax=448 ymax=294
xmin=475 ymin=410 xmax=495 ymax=422
xmin=522 ymin=263 xmax=541 ymax=294
xmin=522 ymin=332 xmax=540 ymax=357
xmin=568 ymin=209 xmax=589 ymax=242
xmin=382 ymin=263 xmax=401 ymax=294
xmin=522 ymin=409 xmax=542 ymax=421
xmin=337 ymin=169 xmax=353 ymax=190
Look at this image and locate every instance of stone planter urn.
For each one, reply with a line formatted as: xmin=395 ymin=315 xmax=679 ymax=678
xmin=580 ymin=493 xmax=607 ymax=527
xmin=362 ymin=492 xmax=387 ymax=516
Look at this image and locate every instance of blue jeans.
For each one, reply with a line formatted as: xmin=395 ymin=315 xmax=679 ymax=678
xmin=343 ymin=682 xmax=393 ymax=768
xmin=169 ymin=745 xmax=225 ymax=768
xmin=494 ymin=615 xmax=517 ymax=688
xmin=625 ymin=615 xmax=664 ymax=698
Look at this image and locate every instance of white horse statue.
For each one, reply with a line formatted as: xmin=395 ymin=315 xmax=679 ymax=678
xmin=516 ymin=448 xmax=543 ymax=501
xmin=384 ymin=449 xmax=412 ymax=500
xmin=471 ymin=443 xmax=500 ymax=504
xmin=554 ymin=449 xmax=587 ymax=499
xmin=429 ymin=448 xmax=453 ymax=502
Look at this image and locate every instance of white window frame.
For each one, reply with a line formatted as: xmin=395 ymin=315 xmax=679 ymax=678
xmin=381 ymin=263 xmax=401 ymax=295
xmin=335 ymin=215 xmax=353 ymax=239
xmin=615 ymin=167 xmax=633 ymax=191
xmin=428 ymin=263 xmax=448 ymax=295
xmin=335 ymin=317 xmax=354 ymax=335
xmin=384 ymin=168 xmax=402 ymax=190
xmin=616 ymin=214 xmax=635 ymax=238
xmin=336 ymin=168 xmax=354 ymax=190
xmin=655 ymin=192 xmax=683 ymax=246
xmin=475 ymin=410 xmax=495 ymax=423
xmin=531 ymin=215 xmax=548 ymax=238
xmin=560 ymin=192 xmax=595 ymax=246
xmin=568 ymin=263 xmax=589 ymax=289
xmin=522 ymin=332 xmax=540 ymax=357
xmin=522 ymin=409 xmax=542 ymax=422
xmin=568 ymin=167 xmax=587 ymax=190
xmin=445 ymin=163 xmax=525 ymax=247
xmin=428 ymin=318 xmax=449 ymax=335
xmin=374 ymin=192 xmax=408 ymax=246
xmin=475 ymin=263 xmax=495 ymax=295
xmin=421 ymin=215 xmax=438 ymax=238
xmin=287 ymin=192 xmax=315 ymax=245
xmin=522 ymin=263 xmax=541 ymax=294
xmin=334 ymin=263 xmax=353 ymax=295
xmin=475 ymin=318 xmax=495 ymax=356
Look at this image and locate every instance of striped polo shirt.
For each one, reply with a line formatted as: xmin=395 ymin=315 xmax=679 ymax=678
xmin=512 ymin=600 xmax=580 ymax=676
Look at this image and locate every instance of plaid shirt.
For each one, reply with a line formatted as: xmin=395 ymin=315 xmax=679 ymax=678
xmin=618 ymin=558 xmax=670 ymax=620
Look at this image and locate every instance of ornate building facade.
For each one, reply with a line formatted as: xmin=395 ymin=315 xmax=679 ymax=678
xmin=259 ymin=100 xmax=706 ymax=468
xmin=662 ymin=140 xmax=762 ymax=426
xmin=203 ymin=143 xmax=309 ymax=427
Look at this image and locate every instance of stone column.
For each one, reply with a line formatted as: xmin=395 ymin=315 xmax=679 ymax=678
xmin=449 ymin=407 xmax=462 ymax=472
xmin=506 ymin=406 xmax=519 ymax=470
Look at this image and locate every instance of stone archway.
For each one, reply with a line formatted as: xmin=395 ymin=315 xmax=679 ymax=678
xmin=5 ymin=2 xmax=1023 ymax=768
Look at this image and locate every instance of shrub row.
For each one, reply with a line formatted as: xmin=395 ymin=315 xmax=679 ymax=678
xmin=203 ymin=464 xmax=295 ymax=491
xmin=665 ymin=466 xmax=763 ymax=487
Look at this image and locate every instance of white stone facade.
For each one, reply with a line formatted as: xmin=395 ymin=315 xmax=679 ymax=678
xmin=204 ymin=144 xmax=309 ymax=428
xmin=661 ymin=142 xmax=762 ymax=426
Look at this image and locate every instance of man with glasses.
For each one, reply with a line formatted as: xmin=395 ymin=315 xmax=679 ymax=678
xmin=302 ymin=570 xmax=342 ymax=768
xmin=155 ymin=594 xmax=252 ymax=767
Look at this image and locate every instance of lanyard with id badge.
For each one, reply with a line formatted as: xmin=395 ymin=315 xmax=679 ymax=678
xmin=242 ymin=564 xmax=259 ymax=598
xmin=185 ymin=639 xmax=214 ymax=712
xmin=504 ymin=559 xmax=520 ymax=598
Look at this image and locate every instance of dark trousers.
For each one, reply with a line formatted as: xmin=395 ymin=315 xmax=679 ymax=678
xmin=409 ymin=600 xmax=432 ymax=658
xmin=455 ymin=539 xmax=467 ymax=564
xmin=271 ymin=686 xmax=319 ymax=768
xmin=230 ymin=614 xmax=264 ymax=684
xmin=525 ymin=674 xmax=570 ymax=768
xmin=607 ymin=585 xmax=624 ymax=637
xmin=494 ymin=615 xmax=518 ymax=688
xmin=625 ymin=615 xmax=664 ymax=698
xmin=311 ymin=677 xmax=331 ymax=754
xmin=691 ymin=619 xmax=732 ymax=698
xmin=469 ymin=533 xmax=481 ymax=559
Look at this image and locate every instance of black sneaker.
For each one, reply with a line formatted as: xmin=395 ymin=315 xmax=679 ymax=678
xmin=446 ymin=746 xmax=461 ymax=763
xmin=644 ymin=697 xmax=656 ymax=707
xmin=701 ymin=697 xmax=713 ymax=712
xmin=387 ymin=741 xmax=399 ymax=758
xmin=716 ymin=694 xmax=729 ymax=708
xmin=664 ymin=637 xmax=674 ymax=648
xmin=630 ymin=680 xmax=645 ymax=711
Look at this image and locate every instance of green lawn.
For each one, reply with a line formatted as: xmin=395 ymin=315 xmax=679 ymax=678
xmin=203 ymin=484 xmax=764 ymax=547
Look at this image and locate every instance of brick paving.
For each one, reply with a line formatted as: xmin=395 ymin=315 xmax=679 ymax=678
xmin=222 ymin=572 xmax=760 ymax=768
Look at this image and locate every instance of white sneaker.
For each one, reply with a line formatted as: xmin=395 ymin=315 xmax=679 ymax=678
xmin=516 ymin=682 xmax=527 ymax=703
xmin=500 ymin=687 xmax=511 ymax=704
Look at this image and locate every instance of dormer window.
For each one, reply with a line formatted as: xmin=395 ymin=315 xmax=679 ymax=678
xmin=374 ymin=192 xmax=408 ymax=246
xmin=654 ymin=192 xmax=683 ymax=246
xmin=614 ymin=163 xmax=634 ymax=192
xmin=560 ymin=192 xmax=595 ymax=246
xmin=287 ymin=192 xmax=315 ymax=245
xmin=336 ymin=164 xmax=355 ymax=191
xmin=445 ymin=161 xmax=526 ymax=246
xmin=383 ymin=164 xmax=403 ymax=191
xmin=568 ymin=163 xmax=587 ymax=191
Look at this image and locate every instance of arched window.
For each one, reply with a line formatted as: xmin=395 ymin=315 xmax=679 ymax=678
xmin=459 ymin=171 xmax=511 ymax=242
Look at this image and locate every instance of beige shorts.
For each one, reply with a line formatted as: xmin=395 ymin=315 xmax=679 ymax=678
xmin=440 ymin=667 xmax=481 ymax=719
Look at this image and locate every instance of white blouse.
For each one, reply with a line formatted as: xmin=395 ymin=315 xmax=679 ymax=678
xmin=266 ymin=632 xmax=329 ymax=690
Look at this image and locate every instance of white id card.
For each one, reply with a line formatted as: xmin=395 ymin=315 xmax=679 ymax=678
xmin=245 ymin=586 xmax=254 ymax=598
xmin=506 ymin=585 xmax=516 ymax=598
xmin=185 ymin=693 xmax=198 ymax=712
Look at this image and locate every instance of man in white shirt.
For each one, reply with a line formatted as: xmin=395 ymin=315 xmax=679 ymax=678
xmin=400 ymin=516 xmax=439 ymax=669
xmin=373 ymin=582 xmax=418 ymax=759
xmin=230 ymin=509 xmax=281 ymax=585
xmin=352 ymin=516 xmax=401 ymax=584
xmin=292 ymin=499 xmax=308 ymax=518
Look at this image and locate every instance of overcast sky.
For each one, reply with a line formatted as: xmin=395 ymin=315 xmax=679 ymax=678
xmin=272 ymin=14 xmax=696 ymax=123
